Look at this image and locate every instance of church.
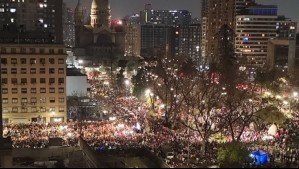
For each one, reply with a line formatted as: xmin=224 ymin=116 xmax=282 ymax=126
xmin=73 ymin=0 xmax=125 ymax=67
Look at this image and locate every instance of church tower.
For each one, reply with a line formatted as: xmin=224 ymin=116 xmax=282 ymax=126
xmin=90 ymin=0 xmax=111 ymax=29
xmin=75 ymin=0 xmax=84 ymax=26
xmin=74 ymin=0 xmax=85 ymax=47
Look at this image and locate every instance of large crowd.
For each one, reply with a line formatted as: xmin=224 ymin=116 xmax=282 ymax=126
xmin=2 ymin=94 xmax=299 ymax=168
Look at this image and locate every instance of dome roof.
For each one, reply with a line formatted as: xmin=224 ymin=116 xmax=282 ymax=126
xmin=91 ymin=0 xmax=110 ymax=10
xmin=91 ymin=0 xmax=99 ymax=9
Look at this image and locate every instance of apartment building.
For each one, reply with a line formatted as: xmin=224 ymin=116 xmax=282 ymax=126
xmin=0 ymin=44 xmax=67 ymax=123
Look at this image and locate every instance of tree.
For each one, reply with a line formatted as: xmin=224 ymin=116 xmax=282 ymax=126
xmin=293 ymin=102 xmax=299 ymax=113
xmin=218 ymin=142 xmax=250 ymax=168
xmin=145 ymin=52 xmax=187 ymax=129
xmin=220 ymin=88 xmax=261 ymax=142
xmin=216 ymin=24 xmax=238 ymax=88
xmin=255 ymin=68 xmax=286 ymax=95
xmin=180 ymin=66 xmax=224 ymax=154
xmin=132 ymin=67 xmax=147 ymax=99
xmin=255 ymin=106 xmax=287 ymax=126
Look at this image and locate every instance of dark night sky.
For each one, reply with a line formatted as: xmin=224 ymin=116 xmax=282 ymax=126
xmin=65 ymin=0 xmax=299 ymax=21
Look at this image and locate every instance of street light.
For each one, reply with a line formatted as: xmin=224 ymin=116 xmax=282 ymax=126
xmin=145 ymin=89 xmax=151 ymax=97
xmin=293 ymin=92 xmax=298 ymax=98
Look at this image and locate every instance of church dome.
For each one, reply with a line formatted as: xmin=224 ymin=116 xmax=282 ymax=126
xmin=91 ymin=0 xmax=99 ymax=9
xmin=91 ymin=0 xmax=110 ymax=10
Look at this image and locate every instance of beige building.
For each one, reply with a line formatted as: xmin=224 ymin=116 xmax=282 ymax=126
xmin=0 ymin=44 xmax=67 ymax=123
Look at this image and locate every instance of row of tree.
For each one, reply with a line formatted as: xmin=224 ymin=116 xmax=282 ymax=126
xmin=131 ymin=25 xmax=290 ymax=157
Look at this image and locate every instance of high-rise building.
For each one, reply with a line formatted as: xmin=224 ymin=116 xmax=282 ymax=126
xmin=140 ymin=4 xmax=192 ymax=26
xmin=201 ymin=0 xmax=255 ymax=62
xmin=124 ymin=25 xmax=141 ymax=57
xmin=174 ymin=24 xmax=201 ymax=62
xmin=63 ymin=5 xmax=75 ymax=47
xmin=203 ymin=0 xmax=235 ymax=61
xmin=140 ymin=25 xmax=174 ymax=58
xmin=126 ymin=14 xmax=140 ymax=25
xmin=200 ymin=17 xmax=208 ymax=61
xmin=276 ymin=16 xmax=297 ymax=39
xmin=266 ymin=16 xmax=297 ymax=71
xmin=235 ymin=0 xmax=256 ymax=15
xmin=0 ymin=44 xmax=67 ymax=123
xmin=235 ymin=5 xmax=278 ymax=67
xmin=0 ymin=0 xmax=63 ymax=44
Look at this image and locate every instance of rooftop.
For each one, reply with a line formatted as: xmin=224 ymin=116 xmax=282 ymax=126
xmin=67 ymin=68 xmax=86 ymax=76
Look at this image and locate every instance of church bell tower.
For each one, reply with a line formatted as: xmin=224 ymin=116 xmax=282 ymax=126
xmin=90 ymin=0 xmax=111 ymax=29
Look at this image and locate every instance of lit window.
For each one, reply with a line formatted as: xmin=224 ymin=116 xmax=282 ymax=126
xmin=10 ymin=8 xmax=16 ymax=13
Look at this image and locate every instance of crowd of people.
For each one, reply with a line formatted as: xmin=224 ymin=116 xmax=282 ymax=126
xmin=2 ymin=93 xmax=299 ymax=168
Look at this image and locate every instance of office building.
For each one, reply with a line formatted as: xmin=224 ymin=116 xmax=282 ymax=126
xmin=174 ymin=24 xmax=201 ymax=62
xmin=276 ymin=16 xmax=297 ymax=39
xmin=267 ymin=17 xmax=297 ymax=71
xmin=140 ymin=24 xmax=174 ymax=58
xmin=140 ymin=4 xmax=192 ymax=26
xmin=0 ymin=44 xmax=67 ymax=123
xmin=235 ymin=0 xmax=256 ymax=15
xmin=235 ymin=5 xmax=278 ymax=67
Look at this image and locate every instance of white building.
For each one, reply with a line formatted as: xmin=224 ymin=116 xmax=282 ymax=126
xmin=66 ymin=68 xmax=91 ymax=97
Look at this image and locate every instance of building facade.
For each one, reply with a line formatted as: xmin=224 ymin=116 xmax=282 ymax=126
xmin=201 ymin=0 xmax=256 ymax=62
xmin=66 ymin=68 xmax=91 ymax=97
xmin=63 ymin=6 xmax=75 ymax=47
xmin=140 ymin=24 xmax=174 ymax=58
xmin=140 ymin=4 xmax=192 ymax=26
xmin=0 ymin=44 xmax=67 ymax=123
xmin=235 ymin=5 xmax=278 ymax=67
xmin=174 ymin=24 xmax=201 ymax=62
xmin=124 ymin=24 xmax=141 ymax=57
xmin=0 ymin=0 xmax=63 ymax=44
xmin=204 ymin=0 xmax=235 ymax=61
